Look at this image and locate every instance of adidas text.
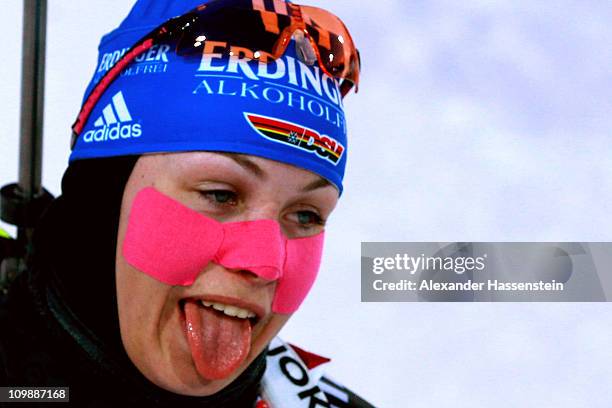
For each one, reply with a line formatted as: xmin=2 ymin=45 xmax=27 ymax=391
xmin=83 ymin=91 xmax=142 ymax=143
xmin=83 ymin=122 xmax=142 ymax=143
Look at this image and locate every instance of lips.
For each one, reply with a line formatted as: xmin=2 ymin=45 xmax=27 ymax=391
xmin=179 ymin=297 xmax=262 ymax=380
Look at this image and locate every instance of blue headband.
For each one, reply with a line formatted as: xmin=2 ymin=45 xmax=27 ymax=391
xmin=69 ymin=0 xmax=348 ymax=194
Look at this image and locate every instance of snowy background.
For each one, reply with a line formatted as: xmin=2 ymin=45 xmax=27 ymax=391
xmin=1 ymin=1 xmax=612 ymax=406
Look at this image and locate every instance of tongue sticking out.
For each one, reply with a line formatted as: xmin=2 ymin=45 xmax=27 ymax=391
xmin=183 ymin=300 xmax=252 ymax=380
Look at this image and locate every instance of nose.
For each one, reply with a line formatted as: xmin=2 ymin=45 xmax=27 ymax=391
xmin=230 ymin=199 xmax=295 ymax=238
xmin=234 ymin=268 xmax=260 ymax=280
xmin=237 ymin=200 xmax=296 ymax=238
xmin=239 ymin=200 xmax=281 ymax=224
xmin=225 ymin=267 xmax=272 ymax=287
xmin=213 ymin=218 xmax=285 ymax=282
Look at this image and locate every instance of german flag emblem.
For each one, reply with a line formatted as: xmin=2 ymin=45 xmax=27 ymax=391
xmin=244 ymin=113 xmax=345 ymax=165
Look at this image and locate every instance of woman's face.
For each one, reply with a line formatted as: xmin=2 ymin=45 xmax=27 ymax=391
xmin=115 ymin=151 xmax=338 ymax=395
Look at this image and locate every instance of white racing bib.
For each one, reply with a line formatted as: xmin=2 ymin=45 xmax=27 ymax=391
xmin=259 ymin=337 xmax=331 ymax=408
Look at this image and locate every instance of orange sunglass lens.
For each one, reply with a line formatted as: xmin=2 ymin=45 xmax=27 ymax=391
xmin=300 ymin=5 xmax=359 ymax=86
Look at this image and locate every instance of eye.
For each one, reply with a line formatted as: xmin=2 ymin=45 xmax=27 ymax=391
xmin=199 ymin=189 xmax=238 ymax=206
xmin=293 ymin=210 xmax=325 ymax=229
xmin=285 ymin=208 xmax=326 ymax=237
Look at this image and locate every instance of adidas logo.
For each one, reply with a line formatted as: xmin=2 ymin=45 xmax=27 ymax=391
xmin=83 ymin=91 xmax=142 ymax=143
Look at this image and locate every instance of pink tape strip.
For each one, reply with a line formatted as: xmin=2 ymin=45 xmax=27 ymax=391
xmin=215 ymin=219 xmax=284 ymax=281
xmin=123 ymin=187 xmax=223 ymax=286
xmin=122 ymin=187 xmax=324 ymax=314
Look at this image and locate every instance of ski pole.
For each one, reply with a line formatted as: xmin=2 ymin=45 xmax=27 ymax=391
xmin=0 ymin=0 xmax=54 ymax=291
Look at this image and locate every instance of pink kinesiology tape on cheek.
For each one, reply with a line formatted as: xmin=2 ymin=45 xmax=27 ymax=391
xmin=122 ymin=187 xmax=224 ymax=286
xmin=273 ymin=233 xmax=325 ymax=313
xmin=122 ymin=187 xmax=325 ymax=313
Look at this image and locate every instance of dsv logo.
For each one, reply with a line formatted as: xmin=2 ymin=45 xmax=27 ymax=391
xmin=245 ymin=113 xmax=344 ymax=165
xmin=83 ymin=91 xmax=142 ymax=143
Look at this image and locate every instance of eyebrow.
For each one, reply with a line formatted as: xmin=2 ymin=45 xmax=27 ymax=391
xmin=220 ymin=152 xmax=331 ymax=192
xmin=301 ymin=177 xmax=331 ymax=192
xmin=223 ymin=153 xmax=265 ymax=179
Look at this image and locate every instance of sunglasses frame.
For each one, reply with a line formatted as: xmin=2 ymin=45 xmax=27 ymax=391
xmin=72 ymin=0 xmax=360 ymax=148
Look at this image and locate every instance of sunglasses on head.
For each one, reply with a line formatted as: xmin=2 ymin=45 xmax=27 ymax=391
xmin=72 ymin=0 xmax=361 ymax=147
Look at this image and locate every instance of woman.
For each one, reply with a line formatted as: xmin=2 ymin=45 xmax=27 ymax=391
xmin=0 ymin=0 xmax=371 ymax=406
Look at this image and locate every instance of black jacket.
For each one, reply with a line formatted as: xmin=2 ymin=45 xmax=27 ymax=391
xmin=0 ymin=158 xmax=265 ymax=407
xmin=0 ymin=253 xmax=265 ymax=408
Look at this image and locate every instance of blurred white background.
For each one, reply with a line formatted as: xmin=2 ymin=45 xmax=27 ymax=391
xmin=1 ymin=1 xmax=612 ymax=407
